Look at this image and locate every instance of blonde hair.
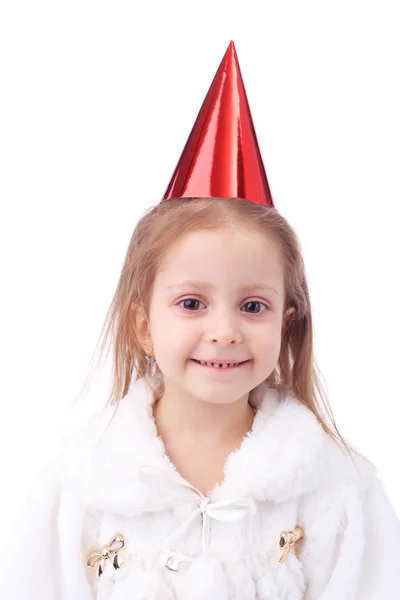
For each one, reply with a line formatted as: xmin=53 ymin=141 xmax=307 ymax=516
xmin=78 ymin=197 xmax=373 ymax=468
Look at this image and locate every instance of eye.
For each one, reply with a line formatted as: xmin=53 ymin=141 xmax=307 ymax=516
xmin=177 ymin=298 xmax=270 ymax=313
xmin=179 ymin=298 xmax=205 ymax=311
xmin=243 ymin=301 xmax=269 ymax=314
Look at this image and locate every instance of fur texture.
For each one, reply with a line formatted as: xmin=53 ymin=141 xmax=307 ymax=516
xmin=1 ymin=377 xmax=400 ymax=599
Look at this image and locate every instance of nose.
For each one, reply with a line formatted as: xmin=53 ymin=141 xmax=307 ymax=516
xmin=205 ymin=308 xmax=243 ymax=347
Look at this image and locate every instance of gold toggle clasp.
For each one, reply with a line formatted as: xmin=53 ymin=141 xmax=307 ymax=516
xmin=278 ymin=525 xmax=304 ymax=563
xmin=86 ymin=533 xmax=126 ymax=579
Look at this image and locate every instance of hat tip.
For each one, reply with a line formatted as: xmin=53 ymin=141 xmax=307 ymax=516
xmin=225 ymin=40 xmax=237 ymax=58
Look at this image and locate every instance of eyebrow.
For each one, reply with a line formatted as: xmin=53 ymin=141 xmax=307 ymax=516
xmin=166 ymin=281 xmax=279 ymax=295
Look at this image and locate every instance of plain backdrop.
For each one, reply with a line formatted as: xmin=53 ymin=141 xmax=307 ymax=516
xmin=0 ymin=0 xmax=399 ymax=555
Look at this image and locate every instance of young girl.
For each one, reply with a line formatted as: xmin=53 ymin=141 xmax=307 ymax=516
xmin=1 ymin=41 xmax=399 ymax=600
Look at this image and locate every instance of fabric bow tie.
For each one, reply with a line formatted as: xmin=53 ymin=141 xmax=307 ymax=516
xmin=139 ymin=464 xmax=256 ymax=555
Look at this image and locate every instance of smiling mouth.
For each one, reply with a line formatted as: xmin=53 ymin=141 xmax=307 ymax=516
xmin=191 ymin=359 xmax=250 ymax=369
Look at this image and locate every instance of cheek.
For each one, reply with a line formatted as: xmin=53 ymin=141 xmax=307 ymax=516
xmin=256 ymin=328 xmax=283 ymax=360
xmin=153 ymin=332 xmax=190 ymax=363
xmin=255 ymin=321 xmax=282 ymax=345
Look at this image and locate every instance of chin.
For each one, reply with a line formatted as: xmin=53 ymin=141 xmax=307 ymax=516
xmin=191 ymin=387 xmax=251 ymax=405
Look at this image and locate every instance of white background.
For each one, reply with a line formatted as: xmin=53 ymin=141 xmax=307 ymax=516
xmin=0 ymin=0 xmax=399 ymax=554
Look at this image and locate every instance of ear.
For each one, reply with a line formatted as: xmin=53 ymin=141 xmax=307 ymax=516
xmin=282 ymin=307 xmax=296 ymax=336
xmin=133 ymin=304 xmax=153 ymax=355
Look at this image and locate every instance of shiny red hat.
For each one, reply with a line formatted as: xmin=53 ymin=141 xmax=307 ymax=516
xmin=162 ymin=41 xmax=274 ymax=207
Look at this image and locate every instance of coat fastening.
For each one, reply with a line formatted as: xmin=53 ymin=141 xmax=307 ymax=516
xmin=1 ymin=377 xmax=400 ymax=599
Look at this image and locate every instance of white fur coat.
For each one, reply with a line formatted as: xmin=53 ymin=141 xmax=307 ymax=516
xmin=1 ymin=377 xmax=400 ymax=599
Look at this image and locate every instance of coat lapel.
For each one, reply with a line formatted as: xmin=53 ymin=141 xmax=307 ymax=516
xmin=61 ymin=377 xmax=327 ymax=516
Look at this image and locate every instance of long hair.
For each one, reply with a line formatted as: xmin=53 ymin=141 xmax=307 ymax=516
xmin=77 ymin=197 xmax=373 ymax=468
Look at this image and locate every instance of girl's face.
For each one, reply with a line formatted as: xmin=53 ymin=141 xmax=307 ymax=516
xmin=144 ymin=228 xmax=293 ymax=406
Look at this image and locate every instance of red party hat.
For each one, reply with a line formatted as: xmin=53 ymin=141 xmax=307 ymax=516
xmin=162 ymin=41 xmax=274 ymax=207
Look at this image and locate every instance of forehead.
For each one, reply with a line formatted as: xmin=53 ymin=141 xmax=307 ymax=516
xmin=155 ymin=229 xmax=284 ymax=293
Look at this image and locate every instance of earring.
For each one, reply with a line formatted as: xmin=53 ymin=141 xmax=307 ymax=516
xmin=145 ymin=349 xmax=156 ymax=364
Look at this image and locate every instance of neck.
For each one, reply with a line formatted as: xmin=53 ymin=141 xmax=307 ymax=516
xmin=152 ymin=386 xmax=256 ymax=446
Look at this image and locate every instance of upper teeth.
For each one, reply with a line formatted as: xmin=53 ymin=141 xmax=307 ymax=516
xmin=198 ymin=360 xmax=240 ymax=368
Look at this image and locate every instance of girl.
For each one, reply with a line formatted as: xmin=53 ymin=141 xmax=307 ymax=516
xmin=1 ymin=41 xmax=400 ymax=600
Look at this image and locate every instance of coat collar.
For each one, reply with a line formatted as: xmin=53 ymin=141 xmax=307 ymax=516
xmin=61 ymin=377 xmax=327 ymax=517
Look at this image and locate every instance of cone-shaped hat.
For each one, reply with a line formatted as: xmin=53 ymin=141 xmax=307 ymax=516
xmin=162 ymin=41 xmax=274 ymax=207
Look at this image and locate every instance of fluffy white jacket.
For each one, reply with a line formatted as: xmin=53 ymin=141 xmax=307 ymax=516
xmin=1 ymin=377 xmax=400 ymax=599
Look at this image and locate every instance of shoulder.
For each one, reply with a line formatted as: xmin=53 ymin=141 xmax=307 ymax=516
xmin=55 ymin=379 xmax=163 ymax=515
xmin=271 ymin=384 xmax=383 ymax=508
xmin=272 ymin=382 xmax=382 ymax=496
xmin=60 ymin=378 xmax=153 ymax=465
xmin=322 ymin=431 xmax=381 ymax=492
xmin=301 ymin=426 xmax=387 ymax=522
xmin=58 ymin=398 xmax=128 ymax=489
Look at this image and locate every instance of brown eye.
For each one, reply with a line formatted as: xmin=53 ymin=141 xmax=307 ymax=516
xmin=178 ymin=298 xmax=270 ymax=313
xmin=180 ymin=298 xmax=204 ymax=311
xmin=242 ymin=301 xmax=269 ymax=314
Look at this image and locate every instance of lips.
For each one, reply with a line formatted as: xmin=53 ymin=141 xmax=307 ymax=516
xmin=191 ymin=359 xmax=248 ymax=365
xmin=190 ymin=358 xmax=250 ymax=365
xmin=191 ymin=359 xmax=250 ymax=369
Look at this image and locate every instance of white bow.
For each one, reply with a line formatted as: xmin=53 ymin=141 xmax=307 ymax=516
xmin=139 ymin=464 xmax=256 ymax=555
